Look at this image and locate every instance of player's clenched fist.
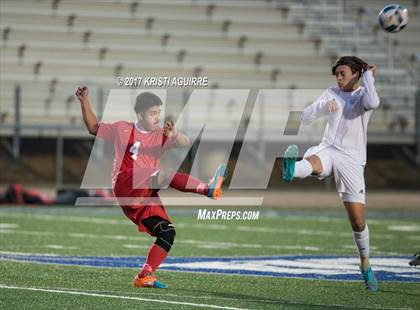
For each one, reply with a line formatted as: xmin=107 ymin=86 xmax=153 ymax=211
xmin=75 ymin=86 xmax=89 ymax=102
xmin=163 ymin=120 xmax=178 ymax=137
xmin=367 ymin=64 xmax=376 ymax=77
xmin=327 ymin=99 xmax=339 ymax=112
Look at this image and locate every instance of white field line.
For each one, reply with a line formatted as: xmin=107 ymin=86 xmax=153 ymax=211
xmin=0 ymin=213 xmax=397 ymax=239
xmin=408 ymin=236 xmax=420 ymax=241
xmin=388 ymin=224 xmax=420 ymax=232
xmin=75 ymin=197 xmax=264 ymax=206
xmin=0 ymin=210 xmax=413 ymax=225
xmin=44 ymin=245 xmax=78 ymax=250
xmin=1 ymin=210 xmax=416 ymax=225
xmin=0 ymin=284 xmax=249 ymax=310
xmin=0 ymin=284 xmax=293 ymax=305
xmin=123 ymin=244 xmax=149 ymax=249
xmin=0 ymin=284 xmax=414 ymax=310
xmin=179 ymin=223 xmax=396 ymax=239
xmin=0 ymin=229 xmax=320 ymax=251
xmin=0 ymin=223 xmax=19 ymax=228
xmin=0 ymin=213 xmax=130 ymax=225
xmin=0 ymin=284 xmax=246 ymax=303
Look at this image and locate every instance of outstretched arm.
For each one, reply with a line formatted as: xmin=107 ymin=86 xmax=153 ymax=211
xmin=301 ymin=89 xmax=338 ymax=125
xmin=362 ymin=65 xmax=380 ymax=110
xmin=75 ymin=86 xmax=99 ymax=135
xmin=164 ymin=120 xmax=190 ymax=147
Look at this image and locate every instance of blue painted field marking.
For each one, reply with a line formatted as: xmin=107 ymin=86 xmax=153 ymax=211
xmin=1 ymin=253 xmax=419 ymax=283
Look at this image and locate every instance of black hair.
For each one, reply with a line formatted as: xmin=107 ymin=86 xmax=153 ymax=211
xmin=134 ymin=92 xmax=162 ymax=113
xmin=331 ymin=56 xmax=368 ymax=80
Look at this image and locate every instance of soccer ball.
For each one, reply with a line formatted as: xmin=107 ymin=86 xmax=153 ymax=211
xmin=378 ymin=4 xmax=408 ymax=33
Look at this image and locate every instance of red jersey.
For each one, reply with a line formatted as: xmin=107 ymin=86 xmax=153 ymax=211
xmin=97 ymin=121 xmax=176 ymax=189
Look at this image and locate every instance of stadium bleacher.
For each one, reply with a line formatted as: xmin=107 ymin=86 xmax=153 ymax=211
xmin=0 ymin=0 xmax=418 ymax=142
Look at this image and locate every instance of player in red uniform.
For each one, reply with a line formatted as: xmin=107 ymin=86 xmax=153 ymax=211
xmin=76 ymin=86 xmax=227 ymax=288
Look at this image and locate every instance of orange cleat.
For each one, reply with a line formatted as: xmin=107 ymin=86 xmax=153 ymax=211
xmin=133 ymin=273 xmax=168 ymax=289
xmin=207 ymin=164 xmax=227 ymax=199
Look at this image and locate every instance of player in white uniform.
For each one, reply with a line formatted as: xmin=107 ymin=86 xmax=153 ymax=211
xmin=283 ymin=56 xmax=380 ymax=291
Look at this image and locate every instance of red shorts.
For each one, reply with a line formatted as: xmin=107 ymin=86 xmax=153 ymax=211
xmin=113 ymin=172 xmax=171 ymax=235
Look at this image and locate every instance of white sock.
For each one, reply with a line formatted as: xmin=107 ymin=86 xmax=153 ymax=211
xmin=353 ymin=224 xmax=370 ymax=259
xmin=293 ymin=159 xmax=313 ymax=178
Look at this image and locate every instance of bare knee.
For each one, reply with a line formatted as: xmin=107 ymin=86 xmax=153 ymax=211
xmin=344 ymin=202 xmax=366 ymax=232
xmin=350 ymin=219 xmax=365 ymax=232
xmin=305 ymin=155 xmax=323 ymax=175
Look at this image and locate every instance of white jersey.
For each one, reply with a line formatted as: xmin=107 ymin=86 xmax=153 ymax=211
xmin=301 ymin=70 xmax=380 ymax=165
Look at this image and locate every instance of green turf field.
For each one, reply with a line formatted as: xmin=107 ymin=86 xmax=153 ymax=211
xmin=0 ymin=206 xmax=419 ymax=309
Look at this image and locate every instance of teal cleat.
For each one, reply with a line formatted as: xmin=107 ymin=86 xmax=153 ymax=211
xmin=282 ymin=144 xmax=298 ymax=182
xmin=361 ymin=266 xmax=379 ymax=292
xmin=152 ymin=280 xmax=168 ymax=289
xmin=207 ymin=164 xmax=227 ymax=199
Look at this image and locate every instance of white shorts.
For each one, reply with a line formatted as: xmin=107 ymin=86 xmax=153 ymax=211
xmin=304 ymin=145 xmax=366 ymax=204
